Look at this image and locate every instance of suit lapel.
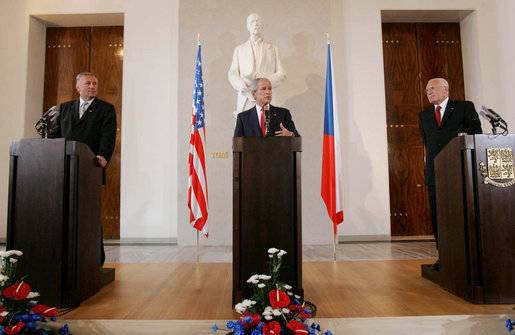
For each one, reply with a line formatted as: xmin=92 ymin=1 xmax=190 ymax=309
xmin=243 ymin=40 xmax=255 ymax=72
xmin=72 ymin=99 xmax=80 ymax=123
xmin=440 ymin=99 xmax=456 ymax=128
xmin=249 ymin=106 xmax=262 ymax=136
xmin=269 ymin=105 xmax=279 ymax=134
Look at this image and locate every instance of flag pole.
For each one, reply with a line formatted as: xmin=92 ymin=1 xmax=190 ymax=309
xmin=327 ymin=32 xmax=337 ymax=262
xmin=196 ymin=230 xmax=200 ymax=263
xmin=333 ymin=233 xmax=337 ymax=261
xmin=196 ymin=32 xmax=200 ymax=265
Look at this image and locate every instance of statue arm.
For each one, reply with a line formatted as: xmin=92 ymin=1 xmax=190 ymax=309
xmin=228 ymin=48 xmax=249 ymax=92
xmin=268 ymin=45 xmax=286 ymax=87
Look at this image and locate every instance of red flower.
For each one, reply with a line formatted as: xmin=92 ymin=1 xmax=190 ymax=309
xmin=289 ymin=304 xmax=301 ymax=311
xmin=287 ymin=320 xmax=309 ymax=334
xmin=0 ymin=305 xmax=6 ymax=321
xmin=3 ymin=281 xmax=31 ymax=300
xmin=5 ymin=322 xmax=25 ymax=334
xmin=32 ymin=304 xmax=58 ymax=317
xmin=241 ymin=313 xmax=261 ymax=327
xmin=269 ymin=289 xmax=290 ymax=309
xmin=262 ymin=321 xmax=281 ymax=335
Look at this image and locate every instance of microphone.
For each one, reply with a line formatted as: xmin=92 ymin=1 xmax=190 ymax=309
xmin=35 ymin=106 xmax=59 ymax=137
xmin=480 ymin=105 xmax=501 ymax=122
xmin=264 ymin=104 xmax=270 ymax=136
xmin=480 ymin=105 xmax=508 ymax=134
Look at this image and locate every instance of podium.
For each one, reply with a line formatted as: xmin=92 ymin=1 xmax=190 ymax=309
xmin=423 ymin=134 xmax=515 ymax=304
xmin=233 ymin=137 xmax=303 ymax=304
xmin=7 ymin=139 xmax=110 ymax=308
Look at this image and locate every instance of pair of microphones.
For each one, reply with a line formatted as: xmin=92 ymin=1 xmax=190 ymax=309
xmin=34 ymin=106 xmax=59 ymax=137
xmin=479 ymin=105 xmax=508 ymax=135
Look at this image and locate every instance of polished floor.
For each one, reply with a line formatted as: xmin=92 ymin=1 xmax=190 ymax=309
xmin=104 ymin=240 xmax=439 ymax=263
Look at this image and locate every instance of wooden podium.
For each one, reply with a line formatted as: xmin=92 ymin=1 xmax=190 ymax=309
xmin=232 ymin=137 xmax=303 ymax=304
xmin=7 ymin=139 xmax=112 ymax=308
xmin=423 ymin=134 xmax=515 ymax=304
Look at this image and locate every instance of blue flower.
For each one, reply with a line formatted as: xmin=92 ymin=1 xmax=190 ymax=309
xmin=507 ymin=319 xmax=513 ymax=333
xmin=251 ymin=330 xmax=261 ymax=335
xmin=26 ymin=322 xmax=37 ymax=330
xmin=316 ymin=324 xmax=321 ymax=331
xmin=51 ymin=316 xmax=57 ymax=321
xmin=29 ymin=313 xmax=42 ymax=322
xmin=226 ymin=321 xmax=235 ymax=329
xmin=242 ymin=316 xmax=252 ymax=323
xmin=59 ymin=324 xmax=70 ymax=335
xmin=40 ymin=331 xmax=47 ymax=335
xmin=257 ymin=322 xmax=264 ymax=330
xmin=324 ymin=331 xmax=333 ymax=335
xmin=304 ymin=308 xmax=312 ymax=314
xmin=233 ymin=322 xmax=243 ymax=335
xmin=13 ymin=314 xmax=30 ymax=323
xmin=212 ymin=324 xmax=219 ymax=332
xmin=294 ymin=298 xmax=301 ymax=305
xmin=234 ymin=321 xmax=243 ymax=332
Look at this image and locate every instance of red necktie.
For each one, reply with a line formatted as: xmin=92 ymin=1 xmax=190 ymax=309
xmin=260 ymin=107 xmax=266 ymax=136
xmin=435 ymin=105 xmax=442 ymax=127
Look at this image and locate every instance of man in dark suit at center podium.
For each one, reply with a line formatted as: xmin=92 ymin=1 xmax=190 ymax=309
xmin=419 ymin=78 xmax=482 ymax=271
xmin=48 ymin=71 xmax=117 ymax=267
xmin=234 ymin=78 xmax=300 ymax=137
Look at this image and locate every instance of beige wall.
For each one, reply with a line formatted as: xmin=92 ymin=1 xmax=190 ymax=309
xmin=0 ymin=0 xmax=513 ymax=246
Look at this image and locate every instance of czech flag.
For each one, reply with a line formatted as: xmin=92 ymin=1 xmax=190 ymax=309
xmin=321 ymin=42 xmax=344 ymax=235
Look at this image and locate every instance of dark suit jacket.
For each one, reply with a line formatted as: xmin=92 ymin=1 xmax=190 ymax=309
xmin=49 ymin=98 xmax=117 ymax=182
xmin=419 ymin=99 xmax=482 ymax=185
xmin=233 ymin=104 xmax=300 ymax=137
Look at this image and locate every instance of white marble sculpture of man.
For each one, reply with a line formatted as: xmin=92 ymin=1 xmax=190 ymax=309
xmin=228 ymin=13 xmax=286 ymax=117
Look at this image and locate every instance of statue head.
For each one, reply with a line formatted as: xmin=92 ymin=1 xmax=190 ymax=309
xmin=246 ymin=13 xmax=263 ymax=36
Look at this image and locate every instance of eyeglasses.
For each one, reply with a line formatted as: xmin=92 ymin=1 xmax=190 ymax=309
xmin=424 ymin=85 xmax=446 ymax=94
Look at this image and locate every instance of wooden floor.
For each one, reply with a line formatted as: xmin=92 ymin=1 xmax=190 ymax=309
xmin=64 ymin=259 xmax=513 ymax=320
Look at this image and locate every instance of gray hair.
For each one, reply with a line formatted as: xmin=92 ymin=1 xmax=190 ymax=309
xmin=76 ymin=72 xmax=97 ymax=84
xmin=250 ymin=78 xmax=271 ymax=93
xmin=429 ymin=78 xmax=449 ymax=88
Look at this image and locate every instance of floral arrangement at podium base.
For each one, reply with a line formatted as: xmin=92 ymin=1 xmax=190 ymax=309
xmin=0 ymin=250 xmax=69 ymax=335
xmin=212 ymin=248 xmax=333 ymax=335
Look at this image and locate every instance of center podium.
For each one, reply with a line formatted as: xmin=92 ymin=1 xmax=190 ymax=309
xmin=233 ymin=137 xmax=303 ymax=304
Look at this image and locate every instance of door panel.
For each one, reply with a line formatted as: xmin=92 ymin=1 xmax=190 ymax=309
xmin=43 ymin=27 xmax=90 ymax=111
xmin=383 ymin=23 xmax=428 ymax=235
xmin=91 ymin=26 xmax=123 ymax=239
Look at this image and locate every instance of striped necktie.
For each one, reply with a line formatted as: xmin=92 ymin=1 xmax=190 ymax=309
xmin=80 ymin=102 xmax=89 ymax=118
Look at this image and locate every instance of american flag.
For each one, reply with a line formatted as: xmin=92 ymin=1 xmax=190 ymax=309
xmin=188 ymin=44 xmax=209 ymax=237
xmin=321 ymin=41 xmax=344 ymax=235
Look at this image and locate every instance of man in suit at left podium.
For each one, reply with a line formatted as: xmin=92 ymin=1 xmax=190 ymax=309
xmin=48 ymin=71 xmax=117 ymax=267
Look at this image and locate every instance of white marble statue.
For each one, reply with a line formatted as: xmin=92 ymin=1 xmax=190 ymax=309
xmin=228 ymin=13 xmax=286 ymax=117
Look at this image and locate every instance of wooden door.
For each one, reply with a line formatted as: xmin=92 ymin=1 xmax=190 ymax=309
xmin=43 ymin=26 xmax=122 ymax=239
xmin=91 ymin=27 xmax=123 ymax=238
xmin=382 ymin=23 xmax=464 ymax=236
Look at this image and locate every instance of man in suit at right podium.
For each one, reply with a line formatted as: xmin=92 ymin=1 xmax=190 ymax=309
xmin=234 ymin=78 xmax=300 ymax=137
xmin=419 ymin=78 xmax=482 ymax=271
